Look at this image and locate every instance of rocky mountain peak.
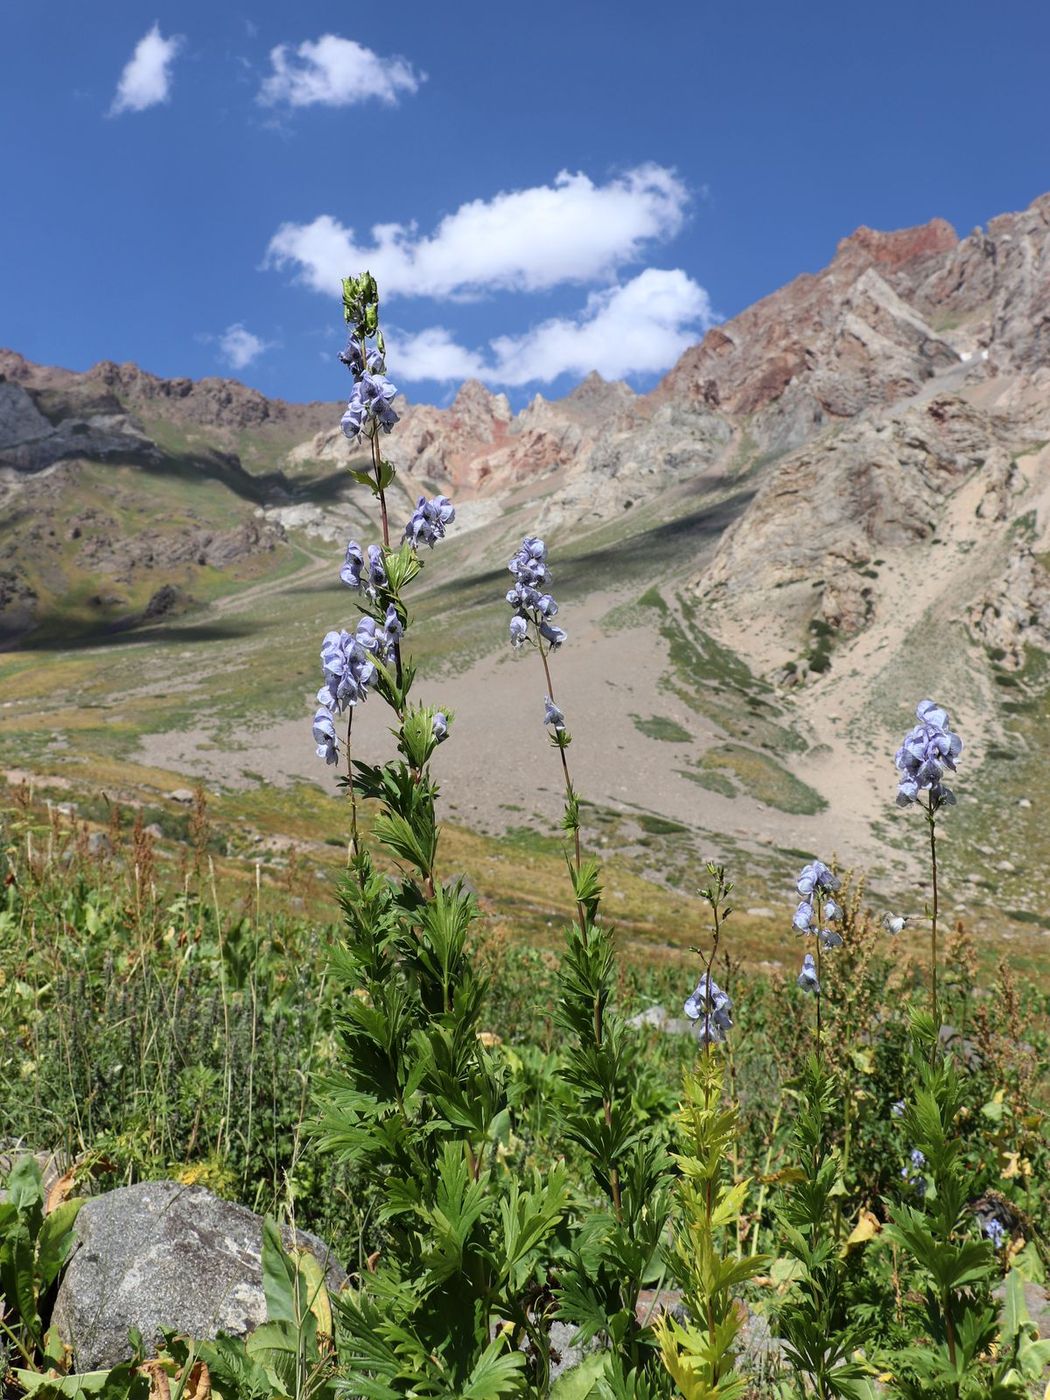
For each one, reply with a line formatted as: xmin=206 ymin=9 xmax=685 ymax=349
xmin=833 ymin=217 xmax=958 ymax=272
xmin=450 ymin=378 xmax=512 ymax=420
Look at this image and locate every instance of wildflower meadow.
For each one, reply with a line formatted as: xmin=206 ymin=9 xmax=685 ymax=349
xmin=1 ymin=273 xmax=1048 ymax=1400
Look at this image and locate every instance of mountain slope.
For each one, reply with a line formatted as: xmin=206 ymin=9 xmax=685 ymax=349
xmin=3 ymin=192 xmax=1050 ymax=931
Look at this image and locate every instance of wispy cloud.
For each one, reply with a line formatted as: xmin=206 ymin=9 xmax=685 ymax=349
xmin=109 ymin=24 xmax=183 ymax=116
xmin=266 ymin=165 xmax=689 ymax=300
xmin=217 ymin=324 xmax=275 ymax=371
xmin=258 ymin=34 xmax=423 ymax=109
xmin=393 ymin=269 xmax=716 ymax=386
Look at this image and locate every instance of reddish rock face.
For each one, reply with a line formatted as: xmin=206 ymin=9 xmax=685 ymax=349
xmin=833 ymin=218 xmax=958 ymax=271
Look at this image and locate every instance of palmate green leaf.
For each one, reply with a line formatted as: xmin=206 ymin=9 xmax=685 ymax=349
xmin=497 ymin=1168 xmax=568 ymax=1286
xmin=348 ymin=458 xmax=398 ymax=497
xmin=654 ymin=1315 xmax=747 ymax=1400
xmin=554 ymin=1263 xmax=618 ymax=1344
xmin=707 ymin=1179 xmax=749 ymax=1232
xmin=458 ymin=1336 xmax=526 ymax=1398
xmin=382 ymin=540 xmax=422 ymax=593
xmin=372 ymin=810 xmax=436 ymax=878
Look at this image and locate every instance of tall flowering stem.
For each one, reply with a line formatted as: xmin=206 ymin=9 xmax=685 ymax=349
xmin=894 ymin=698 xmax=963 ymax=1035
xmin=313 ymin=281 xmax=568 ymax=1395
xmin=927 ymin=799 xmax=940 ymax=1031
xmin=793 ymin=860 xmax=843 ymax=1059
xmin=507 ymin=535 xmax=672 ymax=1381
xmin=659 ymin=870 xmax=769 ymax=1397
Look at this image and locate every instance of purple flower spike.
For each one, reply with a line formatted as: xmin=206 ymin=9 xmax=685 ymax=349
xmin=895 ymin=698 xmax=963 ymax=811
xmin=506 ymin=535 xmax=568 ymax=650
xmin=683 ymin=973 xmax=734 ymax=1043
xmin=341 ymin=372 xmax=399 ymax=440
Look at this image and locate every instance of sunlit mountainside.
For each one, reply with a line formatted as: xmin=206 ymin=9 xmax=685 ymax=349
xmin=3 ymin=192 xmax=1049 ymax=950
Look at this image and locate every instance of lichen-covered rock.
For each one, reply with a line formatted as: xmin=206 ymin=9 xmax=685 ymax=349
xmin=52 ymin=1181 xmax=345 ymax=1371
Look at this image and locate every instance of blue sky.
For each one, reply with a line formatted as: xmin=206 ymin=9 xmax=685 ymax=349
xmin=3 ymin=1 xmax=1048 ymax=407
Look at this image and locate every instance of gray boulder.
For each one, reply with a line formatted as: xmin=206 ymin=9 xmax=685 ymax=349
xmin=53 ymin=1181 xmax=346 ymax=1371
xmin=626 ymin=1003 xmax=694 ymax=1036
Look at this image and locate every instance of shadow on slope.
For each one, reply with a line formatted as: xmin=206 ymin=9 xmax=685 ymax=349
xmin=8 ymin=616 xmax=262 ymax=653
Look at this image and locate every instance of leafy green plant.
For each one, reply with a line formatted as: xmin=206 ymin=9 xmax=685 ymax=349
xmin=881 ymin=1015 xmax=1015 ymax=1398
xmin=656 ymin=1050 xmax=770 ymax=1399
xmin=770 ymin=1060 xmax=877 ymax=1400
xmin=175 ymin=1218 xmax=339 ymax=1400
xmin=0 ymin=1157 xmax=84 ymax=1376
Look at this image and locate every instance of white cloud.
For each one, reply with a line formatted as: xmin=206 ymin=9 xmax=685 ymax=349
xmin=390 ymin=327 xmax=487 ymax=383
xmin=110 ymin=24 xmax=182 ymax=116
xmin=266 ymin=165 xmax=689 ymax=300
xmin=218 ymin=324 xmax=275 ymax=371
xmin=391 ymin=269 xmax=715 ymax=386
xmin=259 ymin=34 xmax=422 ymax=108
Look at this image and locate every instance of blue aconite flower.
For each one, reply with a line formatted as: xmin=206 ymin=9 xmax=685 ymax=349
xmin=895 ymin=698 xmax=963 ymax=810
xmin=312 ymin=609 xmax=405 ymax=760
xmin=318 ymin=626 xmax=377 ymax=714
xmin=404 ymin=495 xmax=456 ymax=549
xmin=367 ymin=545 xmax=387 ymax=591
xmin=684 ymin=973 xmax=734 ymax=1045
xmin=544 ymin=696 xmax=566 ymax=732
xmin=433 ymin=711 xmax=449 ymax=743
xmin=340 ymin=540 xmax=364 ymax=590
xmin=793 ymin=900 xmax=814 ymax=932
xmin=797 ymin=860 xmax=840 ymax=897
xmin=341 ymin=372 xmax=400 ymax=440
xmin=891 ymin=1099 xmax=905 ymax=1118
xmin=793 ymin=861 xmax=843 ymax=948
xmin=983 ymin=1218 xmax=1007 ymax=1249
xmin=797 ymin=953 xmax=819 ymax=994
xmin=901 ymin=1147 xmax=928 ymax=1197
xmin=340 ymin=541 xmax=388 ymax=596
xmin=507 ymin=536 xmax=568 ymax=649
xmin=313 ymin=708 xmax=338 ymax=765
xmin=339 ymin=336 xmax=385 ymax=379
